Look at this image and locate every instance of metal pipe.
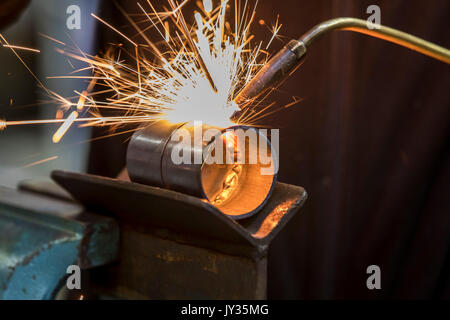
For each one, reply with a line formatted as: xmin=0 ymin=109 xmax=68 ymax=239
xmin=234 ymin=17 xmax=450 ymax=106
xmin=126 ymin=121 xmax=277 ymax=219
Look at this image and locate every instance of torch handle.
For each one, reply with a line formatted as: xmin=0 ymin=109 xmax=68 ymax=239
xmin=234 ymin=17 xmax=450 ymax=107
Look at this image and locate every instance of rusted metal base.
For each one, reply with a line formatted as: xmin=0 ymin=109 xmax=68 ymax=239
xmin=91 ymin=225 xmax=267 ymax=299
xmin=46 ymin=170 xmax=306 ymax=299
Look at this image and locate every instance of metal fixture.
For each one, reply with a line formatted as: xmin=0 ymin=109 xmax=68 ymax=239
xmin=126 ymin=121 xmax=277 ymax=219
xmin=51 ymin=170 xmax=307 ymax=299
xmin=0 ymin=183 xmax=119 ymax=299
xmin=0 ymin=169 xmax=306 ymax=299
xmin=234 ymin=17 xmax=450 ymax=105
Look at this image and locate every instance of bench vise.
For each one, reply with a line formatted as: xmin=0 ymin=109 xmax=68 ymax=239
xmin=0 ymin=170 xmax=306 ymax=299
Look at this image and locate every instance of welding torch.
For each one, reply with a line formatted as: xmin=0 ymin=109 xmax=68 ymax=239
xmin=234 ymin=17 xmax=450 ymax=107
xmin=126 ymin=18 xmax=449 ymax=219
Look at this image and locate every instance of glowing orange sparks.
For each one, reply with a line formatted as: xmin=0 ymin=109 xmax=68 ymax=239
xmin=91 ymin=13 xmax=138 ymax=47
xmin=38 ymin=33 xmax=66 ymax=46
xmin=56 ymin=109 xmax=64 ymax=119
xmin=1 ymin=1 xmax=280 ymax=138
xmin=76 ymin=91 xmax=88 ymax=111
xmin=23 ymin=156 xmax=58 ymax=168
xmin=52 ymin=111 xmax=78 ymax=143
xmin=2 ymin=44 xmax=40 ymax=53
xmin=266 ymin=15 xmax=282 ymax=49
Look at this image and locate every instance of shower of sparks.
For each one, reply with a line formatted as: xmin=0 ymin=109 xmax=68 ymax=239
xmin=23 ymin=155 xmax=58 ymax=168
xmin=2 ymin=44 xmax=40 ymax=53
xmin=0 ymin=0 xmax=286 ymax=142
xmin=52 ymin=111 xmax=78 ymax=143
xmin=266 ymin=14 xmax=282 ymax=49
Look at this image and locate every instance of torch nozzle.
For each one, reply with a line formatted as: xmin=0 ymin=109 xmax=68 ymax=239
xmin=234 ymin=39 xmax=307 ymax=107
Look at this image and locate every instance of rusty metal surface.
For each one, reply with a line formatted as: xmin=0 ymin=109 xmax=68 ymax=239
xmin=0 ymin=185 xmax=119 ymax=299
xmin=90 ymin=225 xmax=268 ymax=299
xmin=45 ymin=170 xmax=307 ymax=299
xmin=51 ymin=170 xmax=307 ymax=257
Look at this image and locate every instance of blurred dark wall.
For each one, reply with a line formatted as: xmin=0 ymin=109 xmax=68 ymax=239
xmin=0 ymin=3 xmax=38 ymax=124
xmin=0 ymin=0 xmax=30 ymax=30
xmin=257 ymin=0 xmax=450 ymax=299
xmin=88 ymin=0 xmax=450 ymax=298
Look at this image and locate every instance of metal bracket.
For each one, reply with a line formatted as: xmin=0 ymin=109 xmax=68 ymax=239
xmin=50 ymin=170 xmax=307 ymax=299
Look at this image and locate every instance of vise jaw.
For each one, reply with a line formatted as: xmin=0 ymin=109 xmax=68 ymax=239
xmin=0 ymin=183 xmax=119 ymax=299
xmin=0 ymin=170 xmax=306 ymax=299
xmin=51 ymin=170 xmax=307 ymax=299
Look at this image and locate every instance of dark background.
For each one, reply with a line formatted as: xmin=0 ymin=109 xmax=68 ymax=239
xmin=1 ymin=0 xmax=449 ymax=299
xmin=258 ymin=0 xmax=450 ymax=299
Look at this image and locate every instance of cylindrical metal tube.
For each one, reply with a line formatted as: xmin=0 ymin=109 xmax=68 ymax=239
xmin=127 ymin=121 xmax=277 ymax=219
